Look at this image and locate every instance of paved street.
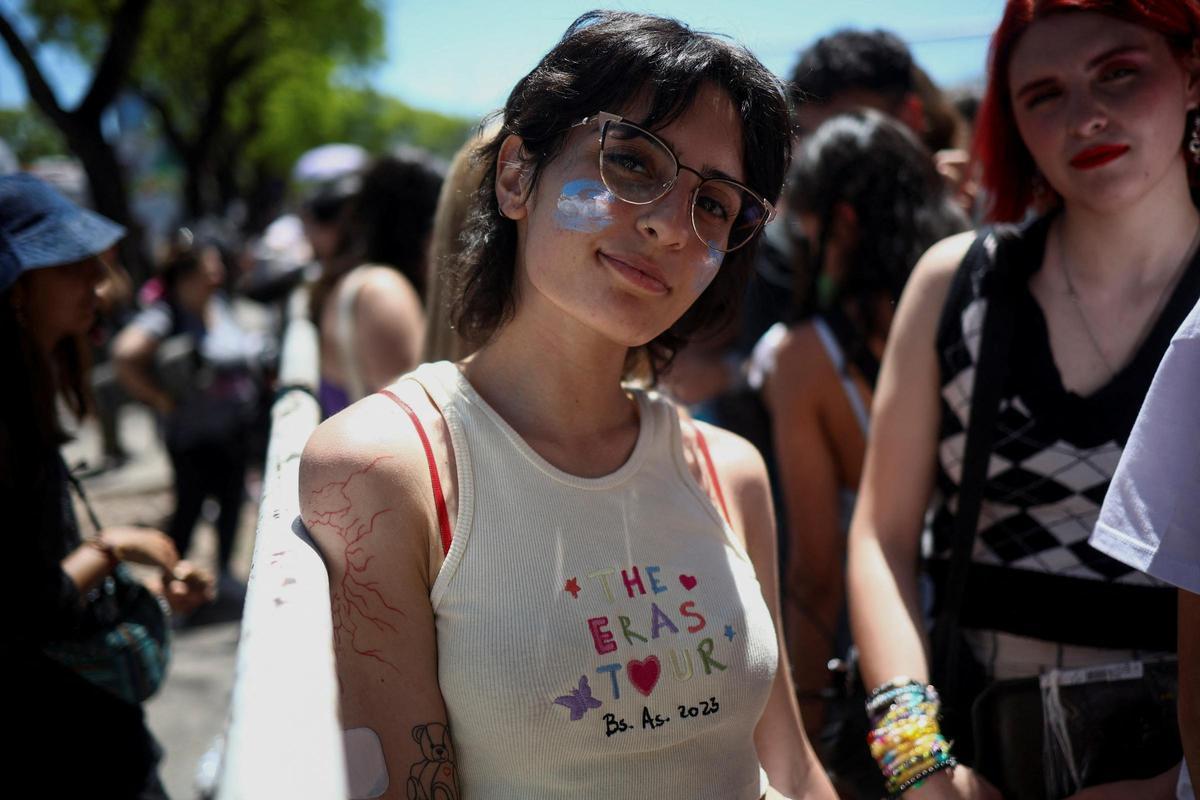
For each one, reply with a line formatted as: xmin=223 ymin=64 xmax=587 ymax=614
xmin=64 ymin=403 xmax=258 ymax=800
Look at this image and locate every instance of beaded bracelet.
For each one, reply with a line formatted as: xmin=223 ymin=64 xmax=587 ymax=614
xmin=893 ymin=757 xmax=956 ymax=795
xmin=866 ymin=677 xmax=957 ymax=797
xmin=866 ymin=677 xmax=924 ymax=715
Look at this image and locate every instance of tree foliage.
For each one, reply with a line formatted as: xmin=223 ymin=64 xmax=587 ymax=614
xmin=10 ymin=1 xmax=474 ymax=226
xmin=251 ymin=80 xmax=476 ymax=173
xmin=0 ymin=106 xmax=67 ymax=162
xmin=1 ymin=0 xmax=152 ymax=275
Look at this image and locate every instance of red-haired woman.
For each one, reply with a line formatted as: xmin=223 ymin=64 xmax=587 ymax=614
xmin=847 ymin=1 xmax=1199 ymax=797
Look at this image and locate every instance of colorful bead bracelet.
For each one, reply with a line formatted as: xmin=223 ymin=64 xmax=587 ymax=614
xmin=866 ymin=677 xmax=957 ymax=797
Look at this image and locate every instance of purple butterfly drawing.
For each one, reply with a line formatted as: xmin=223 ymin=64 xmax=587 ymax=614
xmin=553 ymin=675 xmax=603 ymax=721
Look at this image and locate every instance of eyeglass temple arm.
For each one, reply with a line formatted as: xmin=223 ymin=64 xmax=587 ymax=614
xmin=571 ymin=112 xmax=624 ymax=129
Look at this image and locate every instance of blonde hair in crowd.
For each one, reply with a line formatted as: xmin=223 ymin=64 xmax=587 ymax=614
xmin=421 ymin=123 xmax=500 ymax=363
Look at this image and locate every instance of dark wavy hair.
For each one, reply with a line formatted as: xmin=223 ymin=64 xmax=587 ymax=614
xmin=449 ymin=10 xmax=791 ymax=378
xmin=310 ymin=152 xmax=444 ymax=324
xmin=0 ymin=279 xmax=91 ymax=492
xmin=788 ymin=29 xmax=916 ymax=110
xmin=788 ymin=109 xmax=967 ymax=369
xmin=975 ymin=0 xmax=1200 ymax=221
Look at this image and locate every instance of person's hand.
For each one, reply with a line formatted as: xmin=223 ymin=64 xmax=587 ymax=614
xmin=1064 ymin=763 xmax=1180 ymax=800
xmin=100 ymin=526 xmax=179 ymax=572
xmin=159 ymin=560 xmax=216 ymax=615
xmin=906 ymin=765 xmax=1004 ymax=800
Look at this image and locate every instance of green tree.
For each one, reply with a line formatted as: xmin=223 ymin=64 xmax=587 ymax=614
xmin=6 ymin=1 xmax=472 ymax=237
xmin=128 ymin=1 xmax=385 ymax=218
xmin=0 ymin=106 xmax=68 ymax=162
xmin=0 ymin=0 xmax=153 ymax=276
xmin=224 ymin=69 xmax=474 ymax=230
xmin=247 ymin=81 xmax=475 ymax=175
xmin=10 ymin=0 xmax=387 ymax=225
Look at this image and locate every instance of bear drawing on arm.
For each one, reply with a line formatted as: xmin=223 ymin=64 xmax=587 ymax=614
xmin=407 ymin=723 xmax=460 ymax=800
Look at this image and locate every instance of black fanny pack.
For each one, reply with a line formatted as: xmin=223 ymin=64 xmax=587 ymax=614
xmin=971 ymin=657 xmax=1180 ymax=799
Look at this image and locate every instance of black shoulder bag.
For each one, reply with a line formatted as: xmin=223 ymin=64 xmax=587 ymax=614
xmin=930 ymin=227 xmax=1017 ymax=759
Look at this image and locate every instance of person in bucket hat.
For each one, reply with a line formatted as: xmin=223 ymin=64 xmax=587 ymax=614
xmin=4 ymin=172 xmax=212 ymax=798
xmin=0 ymin=171 xmax=126 ymax=292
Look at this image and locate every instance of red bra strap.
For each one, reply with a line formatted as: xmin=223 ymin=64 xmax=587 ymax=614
xmin=693 ymin=425 xmax=732 ymax=526
xmin=379 ymin=389 xmax=453 ymax=556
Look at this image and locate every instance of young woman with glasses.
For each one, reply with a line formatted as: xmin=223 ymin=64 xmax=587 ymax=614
xmin=299 ymin=11 xmax=834 ymax=800
xmin=847 ymin=0 xmax=1200 ymax=797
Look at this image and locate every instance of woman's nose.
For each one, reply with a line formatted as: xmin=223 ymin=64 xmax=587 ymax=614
xmin=1066 ymin=90 xmax=1108 ymax=138
xmin=635 ymin=180 xmax=693 ymax=248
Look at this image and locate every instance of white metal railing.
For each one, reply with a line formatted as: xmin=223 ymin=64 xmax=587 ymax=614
xmin=219 ymin=288 xmax=347 ymax=798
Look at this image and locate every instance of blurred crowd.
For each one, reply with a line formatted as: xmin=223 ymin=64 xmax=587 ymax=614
xmin=5 ymin=2 xmax=1199 ymax=799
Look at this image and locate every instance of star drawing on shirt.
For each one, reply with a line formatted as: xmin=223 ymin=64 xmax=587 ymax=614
xmin=724 ymin=624 xmax=736 ymax=641
xmin=564 ymin=577 xmax=581 ymax=598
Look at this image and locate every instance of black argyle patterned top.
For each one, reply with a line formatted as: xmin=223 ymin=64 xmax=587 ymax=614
xmin=928 ymin=215 xmax=1200 ymax=651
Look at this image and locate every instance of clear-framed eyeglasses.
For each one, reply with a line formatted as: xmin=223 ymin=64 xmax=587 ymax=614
xmin=571 ymin=111 xmax=775 ymax=254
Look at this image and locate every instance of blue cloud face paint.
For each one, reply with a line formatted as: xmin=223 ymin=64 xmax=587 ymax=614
xmin=693 ymin=241 xmax=724 ymax=293
xmin=555 ymin=179 xmax=615 ymax=233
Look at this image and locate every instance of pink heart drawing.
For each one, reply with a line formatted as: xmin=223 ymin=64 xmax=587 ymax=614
xmin=679 ymin=574 xmax=698 ymax=591
xmin=627 ymin=656 xmax=661 ymax=696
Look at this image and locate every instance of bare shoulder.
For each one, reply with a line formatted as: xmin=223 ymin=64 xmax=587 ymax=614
xmin=878 ymin=229 xmax=977 ymax=367
xmin=671 ymin=404 xmax=767 ymax=493
xmin=767 ymin=323 xmax=832 ymax=411
xmin=691 ymin=419 xmax=769 ymax=495
xmin=903 ymin=230 xmax=975 ymax=315
xmin=685 ymin=416 xmax=778 ymax=574
xmin=299 ymin=383 xmax=441 ymax=579
xmin=679 ymin=410 xmax=771 ymax=540
xmin=772 ymin=324 xmax=828 ymax=387
xmin=356 ymin=265 xmax=422 ymax=315
xmin=301 ymin=388 xmax=429 ymax=501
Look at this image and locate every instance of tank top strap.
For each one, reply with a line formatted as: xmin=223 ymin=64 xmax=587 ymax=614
xmin=402 ymin=360 xmax=462 ymax=412
xmin=813 ymin=316 xmax=870 ymax=436
xmin=394 ymin=361 xmax=476 ymax=589
xmin=377 ymin=386 xmax=454 ymax=556
xmin=654 ymin=395 xmax=756 ymax=563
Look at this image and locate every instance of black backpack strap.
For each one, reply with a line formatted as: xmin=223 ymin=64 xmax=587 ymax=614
xmin=937 ymin=227 xmax=1019 ymax=695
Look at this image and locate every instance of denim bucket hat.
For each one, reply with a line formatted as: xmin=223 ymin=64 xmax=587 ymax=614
xmin=0 ymin=172 xmax=126 ymax=291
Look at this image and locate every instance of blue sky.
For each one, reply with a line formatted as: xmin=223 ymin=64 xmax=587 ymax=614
xmin=1 ymin=0 xmax=1004 ymax=120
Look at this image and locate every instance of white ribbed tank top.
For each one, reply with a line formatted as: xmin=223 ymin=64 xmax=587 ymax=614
xmin=407 ymin=361 xmax=778 ymax=800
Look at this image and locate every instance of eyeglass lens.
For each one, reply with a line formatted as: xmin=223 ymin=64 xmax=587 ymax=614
xmin=600 ymin=121 xmax=765 ymax=253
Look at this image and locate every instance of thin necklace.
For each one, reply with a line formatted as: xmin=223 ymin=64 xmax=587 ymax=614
xmin=1057 ymin=221 xmax=1200 ymax=381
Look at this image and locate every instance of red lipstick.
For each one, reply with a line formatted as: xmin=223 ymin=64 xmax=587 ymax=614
xmin=1069 ymin=145 xmax=1129 ymax=170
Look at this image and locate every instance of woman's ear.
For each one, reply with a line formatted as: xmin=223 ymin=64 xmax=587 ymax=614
xmin=495 ymin=134 xmax=531 ymax=220
xmin=1186 ymin=42 xmax=1200 ymax=110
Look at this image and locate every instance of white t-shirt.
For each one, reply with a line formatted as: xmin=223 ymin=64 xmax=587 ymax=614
xmin=1091 ymin=297 xmax=1200 ymax=594
xmin=1091 ymin=299 xmax=1199 ymax=800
